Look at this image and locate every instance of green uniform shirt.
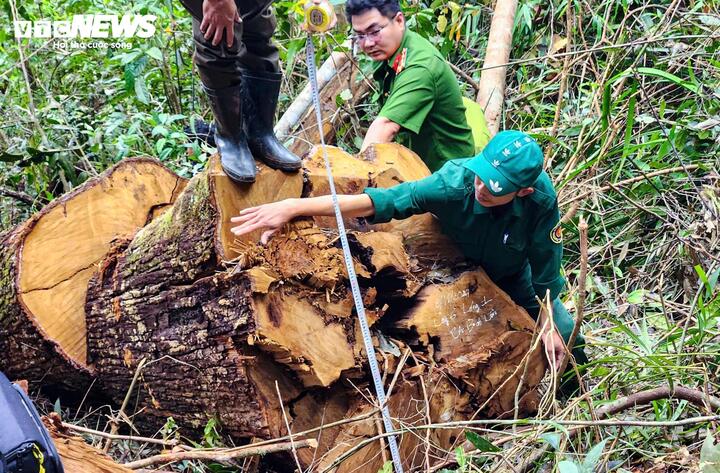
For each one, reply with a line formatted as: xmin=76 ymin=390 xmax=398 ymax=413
xmin=374 ymin=30 xmax=475 ymax=171
xmin=364 ymin=159 xmax=566 ymax=300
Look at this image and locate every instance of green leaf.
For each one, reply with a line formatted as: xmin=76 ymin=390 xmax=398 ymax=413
xmin=540 ymin=432 xmax=561 ymax=450
xmin=377 ymin=461 xmax=393 ymax=473
xmin=54 ymin=398 xmax=62 ymax=415
xmin=701 ymin=430 xmax=720 ymax=473
xmin=437 ymin=15 xmax=447 ymax=33
xmin=0 ymin=151 xmax=26 ymax=163
xmin=340 ymin=88 xmax=353 ymax=102
xmin=455 ymin=446 xmax=467 ymax=467
xmin=558 ymin=460 xmax=581 ymax=473
xmin=156 ymin=138 xmax=167 ymax=155
xmin=583 ymin=439 xmax=608 ymax=472
xmin=465 ymin=431 xmax=499 ymax=452
xmin=145 ymin=46 xmax=163 ymax=61
xmin=698 ymin=15 xmax=720 ymax=27
xmin=627 ymin=289 xmax=646 ymax=304
xmin=152 ymin=125 xmax=169 ymax=137
xmin=695 ymin=264 xmax=714 ymax=294
xmin=134 ymin=76 xmax=150 ymax=105
xmin=634 ymin=67 xmax=701 ymax=94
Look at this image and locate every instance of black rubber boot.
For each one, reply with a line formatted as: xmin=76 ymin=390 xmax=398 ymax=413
xmin=243 ymin=70 xmax=302 ymax=171
xmin=184 ymin=117 xmax=216 ymax=147
xmin=204 ymin=83 xmax=256 ymax=183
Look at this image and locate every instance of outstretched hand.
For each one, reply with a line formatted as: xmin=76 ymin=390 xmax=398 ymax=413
xmin=230 ymin=200 xmax=297 ymax=244
xmin=201 ymin=0 xmax=241 ymax=47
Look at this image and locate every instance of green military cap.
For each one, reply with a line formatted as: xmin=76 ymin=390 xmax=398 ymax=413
xmin=462 ymin=130 xmax=543 ymax=196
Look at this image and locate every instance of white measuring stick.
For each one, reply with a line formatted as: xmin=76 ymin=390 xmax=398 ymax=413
xmin=305 ymin=36 xmax=404 ymax=473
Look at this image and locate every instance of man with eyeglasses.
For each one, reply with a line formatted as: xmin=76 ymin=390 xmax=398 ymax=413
xmin=347 ymin=0 xmax=477 ymax=171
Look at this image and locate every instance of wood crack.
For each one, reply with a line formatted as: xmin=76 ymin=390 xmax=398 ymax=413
xmin=21 ymin=259 xmax=100 ymax=294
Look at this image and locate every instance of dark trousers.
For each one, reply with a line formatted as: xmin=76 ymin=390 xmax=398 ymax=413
xmin=179 ymin=0 xmax=280 ymax=88
xmin=495 ymin=264 xmax=588 ymax=365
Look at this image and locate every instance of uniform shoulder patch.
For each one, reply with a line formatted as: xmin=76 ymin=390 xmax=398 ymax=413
xmin=392 ymin=48 xmax=408 ymax=74
xmin=550 ymin=223 xmax=563 ymax=244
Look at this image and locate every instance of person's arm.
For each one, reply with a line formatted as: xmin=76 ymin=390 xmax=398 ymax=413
xmin=231 ymin=164 xmax=451 ymax=242
xmin=527 ymin=202 xmax=567 ymax=370
xmin=376 ymin=65 xmax=435 ymax=135
xmin=360 ymin=117 xmax=401 ymax=151
xmin=528 ymin=203 xmax=565 ymax=301
xmin=231 ymin=194 xmax=374 ymax=243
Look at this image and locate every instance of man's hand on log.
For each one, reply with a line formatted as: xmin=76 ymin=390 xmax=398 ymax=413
xmin=201 ymin=0 xmax=241 ymax=47
xmin=230 ymin=200 xmax=296 ymax=244
xmin=541 ymin=327 xmax=566 ymax=374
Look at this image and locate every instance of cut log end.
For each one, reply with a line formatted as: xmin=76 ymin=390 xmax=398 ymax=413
xmin=1 ymin=158 xmax=186 ymax=388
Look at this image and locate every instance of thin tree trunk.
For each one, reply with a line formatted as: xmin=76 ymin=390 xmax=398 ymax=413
xmin=477 ymin=0 xmax=519 ymax=136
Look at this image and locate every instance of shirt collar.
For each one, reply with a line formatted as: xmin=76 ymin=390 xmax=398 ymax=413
xmin=472 ymin=195 xmax=525 ymax=217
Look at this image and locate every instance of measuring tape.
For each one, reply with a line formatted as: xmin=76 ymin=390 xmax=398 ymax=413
xmin=305 ymin=33 xmax=404 ymax=473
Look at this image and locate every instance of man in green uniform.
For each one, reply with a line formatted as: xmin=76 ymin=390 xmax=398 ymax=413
xmin=347 ymin=0 xmax=477 ymax=171
xmin=229 ymin=130 xmax=587 ymax=372
xmin=180 ymin=0 xmax=331 ymax=182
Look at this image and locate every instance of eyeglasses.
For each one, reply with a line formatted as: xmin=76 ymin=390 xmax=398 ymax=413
xmin=350 ymin=22 xmax=390 ymax=43
xmin=350 ymin=13 xmax=398 ymax=43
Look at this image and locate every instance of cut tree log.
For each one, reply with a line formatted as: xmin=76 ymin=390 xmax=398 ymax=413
xmin=85 ymin=158 xmax=304 ymax=438
xmin=313 ymin=270 xmax=546 ymax=473
xmin=392 ymin=270 xmax=546 ymax=416
xmin=84 ymin=157 xmax=413 ymax=438
xmin=0 ymin=158 xmax=186 ymax=391
xmin=2 ymin=146 xmax=546 ymax=472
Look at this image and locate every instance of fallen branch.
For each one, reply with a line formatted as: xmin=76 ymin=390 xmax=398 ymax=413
xmin=0 ymin=185 xmax=35 ymax=205
xmin=62 ymin=423 xmax=180 ymax=448
xmin=596 ymin=385 xmax=720 ymax=417
xmin=104 ymin=358 xmax=147 ymax=452
xmin=123 ymin=439 xmax=318 ymax=470
xmin=449 ymin=62 xmax=479 ymax=92
xmin=514 ymin=385 xmax=720 ymax=472
xmin=555 ymin=217 xmax=588 ymax=384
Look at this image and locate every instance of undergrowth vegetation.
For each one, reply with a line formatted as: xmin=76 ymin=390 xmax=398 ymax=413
xmin=1 ymin=0 xmax=719 ymax=471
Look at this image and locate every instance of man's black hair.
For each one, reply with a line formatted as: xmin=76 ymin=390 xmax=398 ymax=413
xmin=345 ymin=0 xmax=401 ymax=20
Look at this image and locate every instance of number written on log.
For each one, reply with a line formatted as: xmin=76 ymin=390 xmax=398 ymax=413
xmin=434 ymin=290 xmax=499 ymax=340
